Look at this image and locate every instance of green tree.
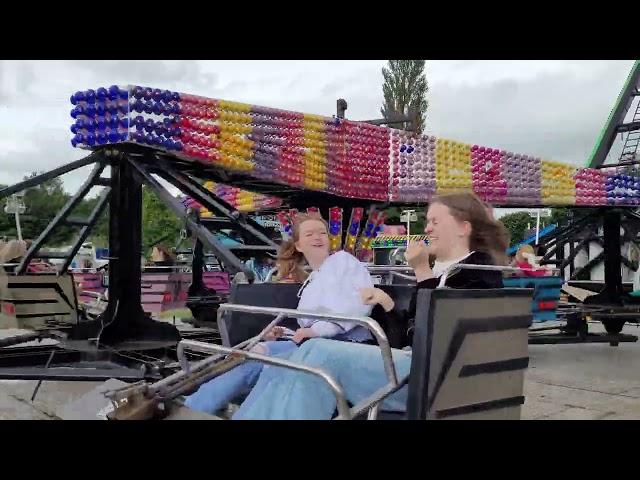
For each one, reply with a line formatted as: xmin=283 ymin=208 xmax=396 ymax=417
xmin=141 ymin=185 xmax=181 ymax=256
xmin=500 ymin=211 xmax=532 ymax=247
xmin=1 ymin=173 xmax=110 ymax=248
xmin=12 ymin=174 xmax=72 ymax=245
xmin=381 ymin=60 xmax=429 ymax=134
xmin=549 ymin=207 xmax=569 ymax=226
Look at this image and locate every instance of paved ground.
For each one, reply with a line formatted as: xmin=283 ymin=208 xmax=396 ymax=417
xmin=524 ymin=323 xmax=640 ymax=419
xmin=1 ymin=323 xmax=639 ymax=420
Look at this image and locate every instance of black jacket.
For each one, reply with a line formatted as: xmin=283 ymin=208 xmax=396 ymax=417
xmin=372 ymin=251 xmax=503 ymax=348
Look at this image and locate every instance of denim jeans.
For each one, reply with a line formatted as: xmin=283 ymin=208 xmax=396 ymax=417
xmin=233 ymin=338 xmax=412 ymax=420
xmin=184 ymin=340 xmax=299 ymax=415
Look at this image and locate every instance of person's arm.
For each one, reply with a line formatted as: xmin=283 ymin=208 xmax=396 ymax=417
xmin=291 ymin=321 xmax=346 ymax=344
xmin=405 ymin=241 xmax=434 ymax=282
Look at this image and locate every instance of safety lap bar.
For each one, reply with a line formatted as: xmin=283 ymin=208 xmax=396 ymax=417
xmin=218 ymin=303 xmax=398 ymax=386
xmin=177 ymin=339 xmax=352 ymax=420
xmin=438 ymin=263 xmax=561 ymax=287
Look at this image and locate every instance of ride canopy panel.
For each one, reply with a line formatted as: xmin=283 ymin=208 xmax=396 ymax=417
xmin=69 ymin=85 xmax=634 ymax=207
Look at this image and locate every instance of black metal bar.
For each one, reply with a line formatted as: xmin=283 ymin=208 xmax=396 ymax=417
xmin=17 ymin=161 xmax=106 ymax=274
xmin=569 ymin=234 xmax=575 ymax=277
xmin=0 ymin=153 xmax=100 ymax=200
xmin=572 ymin=251 xmax=604 ymax=281
xmin=584 ymin=210 xmax=628 ymax=305
xmin=104 ymin=155 xmax=144 ymax=333
xmin=0 ymin=367 xmax=147 ymax=381
xmin=541 ymin=212 xmax=601 ymax=263
xmin=615 ymin=121 xmax=640 ymax=134
xmin=561 ymin=236 xmax=591 ymax=272
xmin=65 ymin=217 xmax=91 ymax=227
xmin=0 ymin=332 xmax=42 ymax=348
xmin=59 ymin=188 xmax=110 ymax=272
xmin=128 ymin=157 xmax=252 ymax=278
xmin=604 ymin=210 xmax=623 ymax=296
xmin=189 ymin=238 xmax=206 ymax=297
xmin=94 ymin=177 xmax=111 ymax=187
xmin=154 ymin=159 xmax=277 ymax=248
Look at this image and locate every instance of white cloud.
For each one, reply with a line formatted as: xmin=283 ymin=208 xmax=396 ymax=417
xmin=0 ymin=60 xmax=636 ymax=196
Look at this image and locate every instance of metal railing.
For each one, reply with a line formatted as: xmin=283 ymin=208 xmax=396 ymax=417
xmin=217 ymin=303 xmax=398 ymax=386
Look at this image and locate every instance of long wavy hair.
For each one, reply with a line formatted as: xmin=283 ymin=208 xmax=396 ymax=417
xmin=274 ymin=213 xmax=328 ymax=283
xmin=430 ymin=192 xmax=510 ymax=265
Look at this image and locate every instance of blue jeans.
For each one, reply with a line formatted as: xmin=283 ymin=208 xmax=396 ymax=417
xmin=232 ymin=338 xmax=413 ymax=420
xmin=184 ymin=340 xmax=298 ymax=415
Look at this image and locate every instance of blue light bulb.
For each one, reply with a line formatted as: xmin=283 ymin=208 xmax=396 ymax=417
xmin=108 ymin=131 xmax=120 ymax=143
xmin=96 ymin=87 xmax=108 ymax=101
xmin=86 ymin=89 xmax=96 ymax=103
xmin=131 ymin=100 xmax=143 ymax=113
xmin=96 ymin=132 xmax=108 ymax=145
xmin=85 ymin=133 xmax=96 ymax=146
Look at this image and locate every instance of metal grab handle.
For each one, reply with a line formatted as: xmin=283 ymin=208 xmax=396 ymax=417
xmin=438 ymin=263 xmax=561 ymax=288
xmin=177 ymin=339 xmax=352 ymax=420
xmin=176 ymin=315 xmax=285 ymax=373
xmin=218 ymin=303 xmax=398 ymax=386
xmin=80 ymin=290 xmax=108 ymax=301
xmin=390 ymin=271 xmax=417 ymax=281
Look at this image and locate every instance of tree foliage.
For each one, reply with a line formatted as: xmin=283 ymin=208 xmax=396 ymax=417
xmin=499 ymin=212 xmax=532 ymax=247
xmin=141 ymin=185 xmax=182 ymax=254
xmin=381 ymin=60 xmax=429 ymax=134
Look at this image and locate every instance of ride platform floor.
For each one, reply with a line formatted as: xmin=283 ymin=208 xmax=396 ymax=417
xmin=0 ymin=323 xmax=639 ymax=420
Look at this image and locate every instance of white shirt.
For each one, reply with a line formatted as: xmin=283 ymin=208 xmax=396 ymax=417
xmin=432 ymin=251 xmax=474 ymax=279
xmin=296 ymin=251 xmax=374 ymax=341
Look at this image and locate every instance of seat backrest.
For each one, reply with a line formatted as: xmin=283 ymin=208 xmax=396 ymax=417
xmin=406 ymin=288 xmax=533 ymax=420
xmin=0 ymin=272 xmax=79 ymax=330
xmin=373 ymin=285 xmax=414 ymax=348
xmin=218 ymin=283 xmax=301 ymax=346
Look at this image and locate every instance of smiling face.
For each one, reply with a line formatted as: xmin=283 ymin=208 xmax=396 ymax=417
xmin=294 ymin=219 xmax=330 ymax=269
xmin=424 ymin=202 xmax=472 ymax=259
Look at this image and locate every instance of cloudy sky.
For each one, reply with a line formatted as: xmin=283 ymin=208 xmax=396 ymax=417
xmin=0 ymin=60 xmax=636 ymax=209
